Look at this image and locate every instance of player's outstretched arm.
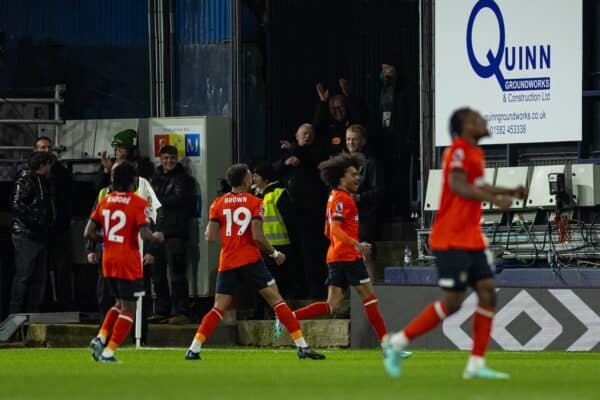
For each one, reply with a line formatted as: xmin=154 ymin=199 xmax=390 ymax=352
xmin=481 ymin=183 xmax=528 ymax=199
xmin=84 ymin=219 xmax=102 ymax=242
xmin=330 ymin=221 xmax=372 ymax=257
xmin=251 ymin=219 xmax=286 ymax=265
xmin=449 ymin=170 xmax=513 ymax=210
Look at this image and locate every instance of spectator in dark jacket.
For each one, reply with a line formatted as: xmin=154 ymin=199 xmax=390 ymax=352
xmin=313 ymin=79 xmax=366 ymax=156
xmin=34 ymin=136 xmax=74 ymax=311
xmin=9 ymin=151 xmax=53 ymax=313
xmin=275 ymin=123 xmax=330 ymax=298
xmin=345 ymin=124 xmax=384 ymax=279
xmin=149 ymin=145 xmax=194 ymax=324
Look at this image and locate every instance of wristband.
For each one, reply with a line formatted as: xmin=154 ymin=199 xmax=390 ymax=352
xmin=269 ymin=250 xmax=281 ymax=259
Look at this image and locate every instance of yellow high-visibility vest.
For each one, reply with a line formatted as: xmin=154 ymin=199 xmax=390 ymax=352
xmin=262 ymin=188 xmax=290 ymax=246
xmin=97 ymin=186 xmax=140 ymax=202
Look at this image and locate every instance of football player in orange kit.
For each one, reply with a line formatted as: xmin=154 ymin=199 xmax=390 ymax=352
xmin=85 ymin=161 xmax=164 ymax=363
xmin=382 ymin=107 xmax=527 ymax=379
xmin=185 ymin=163 xmax=324 ymax=360
xmin=274 ymin=153 xmax=409 ymax=359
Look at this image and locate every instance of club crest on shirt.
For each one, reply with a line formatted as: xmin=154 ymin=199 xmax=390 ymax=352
xmin=453 ymin=148 xmax=464 ymax=161
xmin=335 ymin=202 xmax=344 ymax=213
xmin=259 ymin=204 xmax=265 ymax=216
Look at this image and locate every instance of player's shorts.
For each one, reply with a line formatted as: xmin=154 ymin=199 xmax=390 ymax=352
xmin=433 ymin=249 xmax=495 ymax=291
xmin=216 ymin=260 xmax=276 ymax=295
xmin=106 ymin=278 xmax=145 ymax=301
xmin=326 ymin=259 xmax=370 ymax=289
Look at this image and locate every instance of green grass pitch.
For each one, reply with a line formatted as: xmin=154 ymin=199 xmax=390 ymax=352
xmin=1 ymin=348 xmax=598 ymax=400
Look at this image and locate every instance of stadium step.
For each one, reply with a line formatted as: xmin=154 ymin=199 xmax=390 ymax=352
xmin=24 ymin=319 xmax=350 ymax=348
xmin=26 ymin=323 xmax=238 ymax=348
xmin=238 ymin=319 xmax=350 ymax=348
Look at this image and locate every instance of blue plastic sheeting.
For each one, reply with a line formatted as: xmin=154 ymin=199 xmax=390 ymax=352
xmin=173 ymin=44 xmax=231 ymax=116
xmin=0 ymin=0 xmax=148 ymax=47
xmin=175 ymin=0 xmax=231 ymax=45
xmin=384 ymin=267 xmax=600 ymax=288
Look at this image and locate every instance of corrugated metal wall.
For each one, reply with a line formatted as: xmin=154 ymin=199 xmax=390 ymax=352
xmin=0 ymin=0 xmax=149 ymax=119
xmin=175 ymin=0 xmax=231 ymax=44
xmin=173 ymin=0 xmax=232 ymax=116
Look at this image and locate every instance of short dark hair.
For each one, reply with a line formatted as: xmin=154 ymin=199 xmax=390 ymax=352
xmin=449 ymin=107 xmax=472 ymax=137
xmin=254 ymin=162 xmax=274 ymax=182
xmin=28 ymin=151 xmax=53 ymax=171
xmin=226 ymin=163 xmax=250 ymax=187
xmin=112 ymin=161 xmax=137 ymax=192
xmin=318 ymin=153 xmax=365 ymax=188
xmin=159 ymin=145 xmax=178 ymax=156
xmin=34 ymin=136 xmax=52 ymax=148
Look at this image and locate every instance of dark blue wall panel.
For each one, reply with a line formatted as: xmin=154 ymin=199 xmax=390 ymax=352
xmin=175 ymin=0 xmax=231 ymax=45
xmin=0 ymin=0 xmax=149 ymax=119
xmin=173 ymin=0 xmax=232 ymax=116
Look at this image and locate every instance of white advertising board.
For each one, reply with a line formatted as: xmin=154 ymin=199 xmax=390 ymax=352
xmin=435 ymin=0 xmax=582 ymax=146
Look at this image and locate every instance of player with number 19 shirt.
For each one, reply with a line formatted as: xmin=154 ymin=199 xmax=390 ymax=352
xmin=209 ymin=193 xmax=263 ymax=271
xmin=89 ymin=192 xmax=150 ymax=280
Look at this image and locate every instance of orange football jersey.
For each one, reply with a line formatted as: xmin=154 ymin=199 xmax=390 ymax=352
xmin=325 ymin=189 xmax=361 ymax=263
xmin=90 ymin=192 xmax=150 ymax=280
xmin=429 ymin=137 xmax=488 ymax=250
xmin=209 ymin=192 xmax=263 ymax=271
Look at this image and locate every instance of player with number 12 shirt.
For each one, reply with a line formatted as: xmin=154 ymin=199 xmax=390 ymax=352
xmin=85 ymin=162 xmax=164 ymax=363
xmin=185 ymin=163 xmax=324 ymax=361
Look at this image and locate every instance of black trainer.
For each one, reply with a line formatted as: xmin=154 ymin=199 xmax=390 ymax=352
xmin=185 ymin=350 xmax=201 ymax=360
xmin=297 ymin=346 xmax=326 ymax=360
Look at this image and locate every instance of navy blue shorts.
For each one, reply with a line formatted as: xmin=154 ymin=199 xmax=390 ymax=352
xmin=106 ymin=278 xmax=145 ymax=301
xmin=325 ymin=259 xmax=370 ymax=289
xmin=215 ymin=260 xmax=276 ymax=295
xmin=434 ymin=249 xmax=495 ymax=291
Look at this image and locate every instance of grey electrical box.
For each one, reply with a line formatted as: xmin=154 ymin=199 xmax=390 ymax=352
xmin=493 ymin=166 xmax=531 ymax=209
xmin=527 ymin=165 xmax=571 ymax=208
xmin=424 ymin=169 xmax=443 ymax=211
xmin=147 ymin=117 xmax=231 ymax=296
xmin=481 ymin=168 xmax=497 ymax=210
xmin=571 ymin=164 xmax=600 ymax=206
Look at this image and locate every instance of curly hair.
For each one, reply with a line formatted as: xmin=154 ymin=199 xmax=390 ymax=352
xmin=112 ymin=161 xmax=137 ymax=192
xmin=318 ymin=152 xmax=365 ymax=188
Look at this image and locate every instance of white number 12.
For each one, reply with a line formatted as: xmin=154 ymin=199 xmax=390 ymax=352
xmin=223 ymin=207 xmax=252 ymax=236
xmin=102 ymin=209 xmax=127 ymax=243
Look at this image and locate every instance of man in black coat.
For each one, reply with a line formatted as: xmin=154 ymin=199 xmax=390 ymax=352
xmin=9 ymin=151 xmax=53 ymax=313
xmin=312 ymin=79 xmax=366 ymax=156
xmin=34 ymin=136 xmax=74 ymax=310
xmin=275 ymin=123 xmax=330 ymax=298
xmin=150 ymin=145 xmax=194 ymax=324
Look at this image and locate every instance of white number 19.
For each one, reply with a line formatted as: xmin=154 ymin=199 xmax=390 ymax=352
xmin=223 ymin=207 xmax=252 ymax=236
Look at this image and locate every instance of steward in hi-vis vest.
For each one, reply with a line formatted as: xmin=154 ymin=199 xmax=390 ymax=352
xmin=251 ymin=162 xmax=301 ymax=307
xmin=262 ymin=187 xmax=291 ymax=246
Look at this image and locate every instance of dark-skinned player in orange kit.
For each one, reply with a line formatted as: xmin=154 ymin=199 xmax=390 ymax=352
xmin=382 ymin=108 xmax=527 ymax=379
xmin=85 ymin=161 xmax=164 ymax=363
